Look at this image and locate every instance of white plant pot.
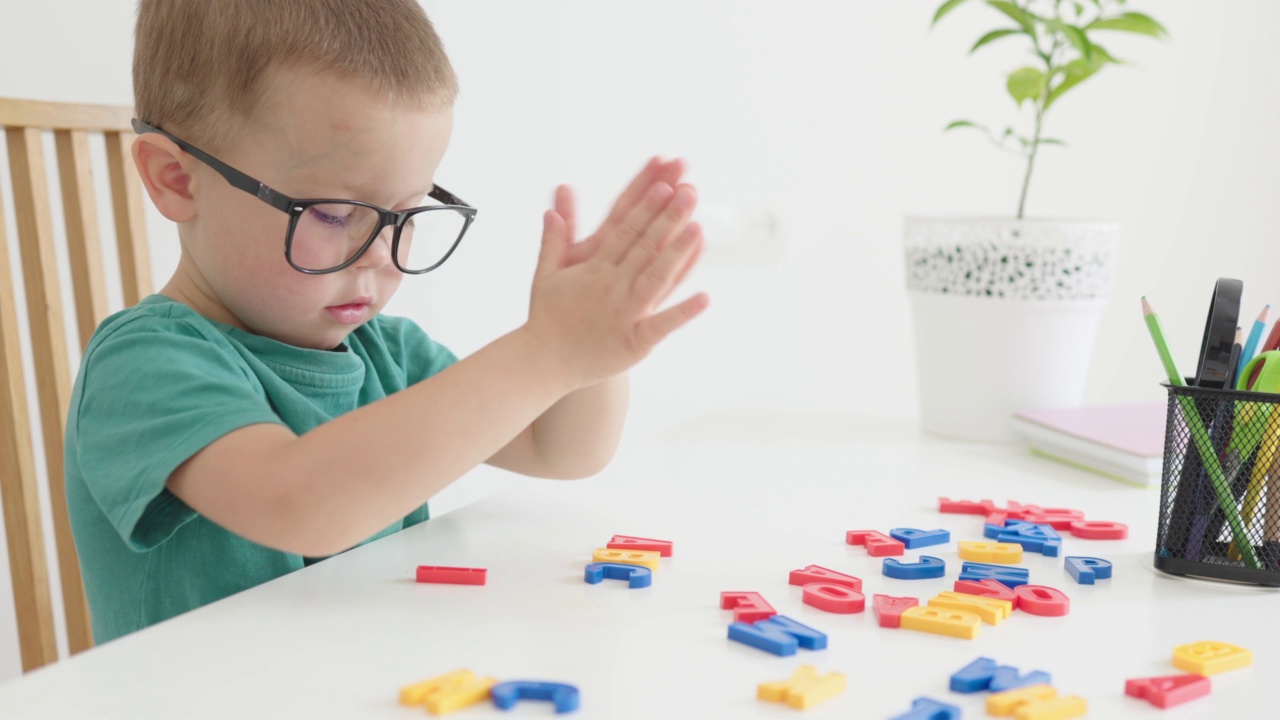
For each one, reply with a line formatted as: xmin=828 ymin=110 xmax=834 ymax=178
xmin=904 ymin=217 xmax=1120 ymax=442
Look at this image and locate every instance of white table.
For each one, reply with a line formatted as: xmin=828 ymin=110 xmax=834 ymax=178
xmin=1 ymin=409 xmax=1275 ymax=718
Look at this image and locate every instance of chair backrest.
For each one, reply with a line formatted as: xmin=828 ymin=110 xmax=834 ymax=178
xmin=0 ymin=97 xmax=152 ymax=672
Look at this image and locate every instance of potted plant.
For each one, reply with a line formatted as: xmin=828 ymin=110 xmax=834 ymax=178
xmin=907 ymin=0 xmax=1167 ymax=441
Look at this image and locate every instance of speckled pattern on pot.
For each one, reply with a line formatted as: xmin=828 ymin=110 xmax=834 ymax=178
xmin=904 ymin=217 xmax=1120 ymax=301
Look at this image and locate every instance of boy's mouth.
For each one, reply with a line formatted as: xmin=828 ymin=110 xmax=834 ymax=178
xmin=325 ymin=296 xmax=372 ymax=325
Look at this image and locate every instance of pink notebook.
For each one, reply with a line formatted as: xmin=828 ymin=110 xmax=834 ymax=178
xmin=1013 ymin=402 xmax=1167 ymax=485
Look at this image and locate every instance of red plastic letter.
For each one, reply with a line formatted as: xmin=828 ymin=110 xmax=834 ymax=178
xmin=954 ymin=579 xmax=1018 ymax=609
xmin=802 ymin=583 xmax=866 ymax=614
xmin=1014 ymin=585 xmax=1070 ymax=616
xmin=1023 ymin=507 xmax=1087 ymax=531
xmin=872 ymin=594 xmax=919 ymax=628
xmin=789 ymin=565 xmax=862 ymax=591
xmin=846 ymin=530 xmax=905 ymax=557
xmin=720 ymin=591 xmax=777 ymax=623
xmin=1068 ymin=521 xmax=1129 ymax=540
xmin=415 ymin=566 xmax=487 ymax=585
xmin=938 ymin=498 xmax=996 ymax=515
xmin=1124 ymin=674 xmax=1211 ymax=709
xmin=607 ymin=535 xmax=674 ymax=557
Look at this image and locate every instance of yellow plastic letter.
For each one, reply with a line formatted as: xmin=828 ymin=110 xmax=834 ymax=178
xmin=1014 ymin=695 xmax=1087 ymax=720
xmin=928 ymin=591 xmax=1012 ymax=624
xmin=899 ymin=605 xmax=981 ymax=640
xmin=958 ymin=541 xmax=1023 ymax=564
xmin=1172 ymin=640 xmax=1253 ymax=675
xmin=592 ymin=548 xmax=660 ymax=570
xmin=757 ymin=665 xmax=846 ymax=709
xmin=987 ymin=684 xmax=1057 ymax=716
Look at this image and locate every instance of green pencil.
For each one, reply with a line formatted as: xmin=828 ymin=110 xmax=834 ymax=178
xmin=1142 ymin=297 xmax=1260 ymax=569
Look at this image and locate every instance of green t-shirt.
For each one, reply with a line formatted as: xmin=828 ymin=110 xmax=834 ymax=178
xmin=65 ymin=295 xmax=457 ymax=643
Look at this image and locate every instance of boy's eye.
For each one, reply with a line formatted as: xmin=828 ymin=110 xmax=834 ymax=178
xmin=308 ymin=206 xmax=350 ymax=226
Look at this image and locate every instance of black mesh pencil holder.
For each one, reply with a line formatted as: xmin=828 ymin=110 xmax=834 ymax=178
xmin=1156 ymin=381 xmax=1280 ymax=586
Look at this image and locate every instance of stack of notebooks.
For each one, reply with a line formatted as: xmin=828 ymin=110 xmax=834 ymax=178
xmin=1012 ymin=402 xmax=1167 ymax=487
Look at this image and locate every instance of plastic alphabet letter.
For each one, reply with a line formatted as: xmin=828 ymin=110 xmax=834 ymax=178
xmin=490 ymin=681 xmax=580 ymax=714
xmin=899 ymin=606 xmax=981 ymax=640
xmin=802 ymin=583 xmax=865 ymax=614
xmin=883 ymin=556 xmax=946 ymax=580
xmin=1064 ymin=557 xmax=1112 ymax=585
xmin=846 ymin=530 xmax=905 ymax=556
xmin=872 ymin=594 xmax=919 ymax=628
xmin=890 ymin=528 xmax=952 ymax=549
xmin=953 ymin=578 xmax=1019 ymax=609
xmin=989 ymin=667 xmax=1052 ymax=693
xmin=1067 ymin=521 xmax=1129 ymax=540
xmin=788 ymin=565 xmax=861 ymax=591
xmin=1172 ymin=641 xmax=1253 ymax=675
xmin=950 ymin=657 xmax=999 ymax=693
xmin=1013 ymin=585 xmax=1070 ymax=617
xmin=889 ymin=697 xmax=962 ymax=720
xmin=721 ymin=591 xmax=777 ymax=623
xmin=1124 ymin=674 xmax=1211 ymax=708
xmin=415 ymin=566 xmax=487 ymax=585
xmin=592 ymin=548 xmax=659 ymax=571
xmin=757 ymin=665 xmax=846 ymax=709
xmin=728 ymin=615 xmax=827 ymax=656
xmin=583 ymin=562 xmax=651 ymax=589
xmin=607 ymin=535 xmax=673 ymax=556
xmin=959 ymin=562 xmax=1029 ymax=588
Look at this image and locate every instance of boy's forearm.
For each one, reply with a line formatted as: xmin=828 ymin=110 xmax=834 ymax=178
xmin=267 ymin=327 xmax=575 ymax=555
xmin=528 ymin=374 xmax=629 ymax=478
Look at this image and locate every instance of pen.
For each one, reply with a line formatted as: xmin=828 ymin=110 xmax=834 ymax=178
xmin=1240 ymin=305 xmax=1269 ymax=376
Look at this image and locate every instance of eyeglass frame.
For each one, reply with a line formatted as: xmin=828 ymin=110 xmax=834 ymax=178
xmin=131 ymin=118 xmax=477 ymax=275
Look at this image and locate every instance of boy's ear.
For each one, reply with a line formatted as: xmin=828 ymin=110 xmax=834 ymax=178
xmin=131 ymin=134 xmax=199 ymax=223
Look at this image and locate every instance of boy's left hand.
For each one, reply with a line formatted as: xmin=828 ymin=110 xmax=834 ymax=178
xmin=551 ymin=157 xmax=696 ymax=308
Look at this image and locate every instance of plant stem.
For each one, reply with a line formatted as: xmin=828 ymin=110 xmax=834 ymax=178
xmin=1017 ymin=99 xmax=1043 ymax=219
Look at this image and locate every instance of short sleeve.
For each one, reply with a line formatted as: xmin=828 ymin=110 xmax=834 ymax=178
xmin=71 ymin=316 xmax=285 ymax=551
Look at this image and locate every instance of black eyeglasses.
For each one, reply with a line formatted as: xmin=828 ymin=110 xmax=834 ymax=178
xmin=132 ymin=119 xmax=477 ymax=275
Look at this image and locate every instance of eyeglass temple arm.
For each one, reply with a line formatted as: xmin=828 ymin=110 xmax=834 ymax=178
xmin=131 ymin=118 xmax=294 ymax=213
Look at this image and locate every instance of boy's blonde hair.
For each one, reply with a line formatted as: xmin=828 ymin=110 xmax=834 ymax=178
xmin=133 ymin=0 xmax=458 ymax=151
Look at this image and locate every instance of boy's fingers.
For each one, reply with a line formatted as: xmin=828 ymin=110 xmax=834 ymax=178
xmin=597 ymin=182 xmax=673 ymax=264
xmin=600 ymin=158 xmax=685 ymax=237
xmin=652 ymin=222 xmax=704 ymax=308
xmin=535 ymin=210 xmax=568 ymax=280
xmin=635 ymin=292 xmax=710 ymax=352
xmin=619 ymin=184 xmax=697 ymax=275
xmin=554 ymin=185 xmax=577 ymax=244
xmin=633 ymin=221 xmax=701 ymax=306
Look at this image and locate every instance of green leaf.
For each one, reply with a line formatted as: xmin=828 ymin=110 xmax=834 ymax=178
xmin=1044 ymin=57 xmax=1097 ymax=109
xmin=970 ymin=28 xmax=1023 ymax=53
xmin=986 ymin=0 xmax=1037 ymax=33
xmin=1087 ymin=11 xmax=1168 ymax=38
xmin=1053 ymin=22 xmax=1092 ymax=59
xmin=1089 ymin=43 xmax=1124 ymax=65
xmin=944 ymin=119 xmax=988 ymax=132
xmin=932 ymin=0 xmax=973 ymax=26
xmin=1038 ymin=138 xmax=1069 ymax=147
xmin=1007 ymin=66 xmax=1048 ymax=106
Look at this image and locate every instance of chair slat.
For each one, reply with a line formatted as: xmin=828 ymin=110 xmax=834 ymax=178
xmin=0 ymin=144 xmax=59 ymax=673
xmin=0 ymin=98 xmax=133 ymax=132
xmin=5 ymin=126 xmax=95 ymax=658
xmin=55 ymin=130 xmax=111 ymax=351
xmin=104 ymin=131 xmax=152 ymax=304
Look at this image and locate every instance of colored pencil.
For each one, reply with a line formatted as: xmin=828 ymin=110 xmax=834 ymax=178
xmin=1240 ymin=305 xmax=1269 ymax=376
xmin=1143 ymin=297 xmax=1260 ymax=568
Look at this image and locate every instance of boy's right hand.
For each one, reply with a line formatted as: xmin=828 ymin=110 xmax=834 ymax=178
xmin=523 ymin=160 xmax=709 ymax=390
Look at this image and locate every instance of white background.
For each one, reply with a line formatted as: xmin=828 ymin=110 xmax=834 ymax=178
xmin=2 ymin=0 xmax=1279 ymax=683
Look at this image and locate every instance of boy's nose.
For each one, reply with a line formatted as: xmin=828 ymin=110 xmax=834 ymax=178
xmin=355 ymin=226 xmax=395 ymax=270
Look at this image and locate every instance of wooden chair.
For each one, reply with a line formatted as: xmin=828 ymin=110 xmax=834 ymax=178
xmin=0 ymin=98 xmax=152 ymax=672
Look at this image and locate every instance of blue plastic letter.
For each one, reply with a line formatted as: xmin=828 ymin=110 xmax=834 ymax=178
xmin=490 ymin=681 xmax=580 ymax=714
xmin=959 ymin=562 xmax=1029 ymax=588
xmin=950 ymin=657 xmax=999 ymax=693
xmin=727 ymin=615 xmax=827 ymax=656
xmin=883 ymin=556 xmax=946 ymax=580
xmin=889 ymin=528 xmax=951 ymax=549
xmin=889 ymin=697 xmax=962 ymax=720
xmin=1065 ymin=556 xmax=1113 ymax=585
xmin=989 ymin=667 xmax=1052 ymax=692
xmin=583 ymin=562 xmax=652 ymax=588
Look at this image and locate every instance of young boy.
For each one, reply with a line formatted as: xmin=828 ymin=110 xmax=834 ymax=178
xmin=65 ymin=0 xmax=707 ymax=644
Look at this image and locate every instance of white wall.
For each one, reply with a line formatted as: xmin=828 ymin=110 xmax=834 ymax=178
xmin=2 ymin=0 xmax=1278 ymax=682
